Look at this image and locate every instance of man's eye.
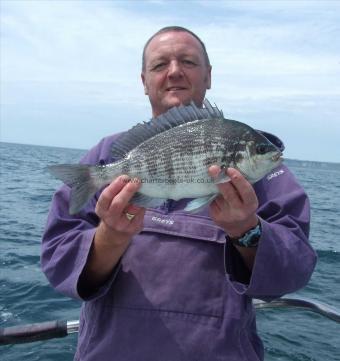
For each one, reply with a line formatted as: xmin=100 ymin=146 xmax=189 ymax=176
xmin=183 ymin=60 xmax=196 ymax=67
xmin=152 ymin=63 xmax=166 ymax=71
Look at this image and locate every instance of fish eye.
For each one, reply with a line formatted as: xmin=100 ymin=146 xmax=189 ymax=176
xmin=256 ymin=144 xmax=268 ymax=154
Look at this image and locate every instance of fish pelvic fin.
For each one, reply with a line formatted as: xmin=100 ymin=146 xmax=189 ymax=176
xmin=184 ymin=194 xmax=218 ymax=213
xmin=214 ymin=170 xmax=231 ymax=184
xmin=48 ymin=164 xmax=111 ymax=215
xmin=130 ymin=193 xmax=167 ymax=209
xmin=111 ymin=99 xmax=223 ymax=159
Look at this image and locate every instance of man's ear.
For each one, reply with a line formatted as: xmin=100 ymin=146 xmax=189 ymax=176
xmin=206 ymin=65 xmax=212 ymax=90
xmin=141 ymin=73 xmax=148 ymax=95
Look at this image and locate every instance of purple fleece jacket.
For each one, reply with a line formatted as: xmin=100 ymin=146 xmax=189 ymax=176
xmin=41 ymin=133 xmax=316 ymax=361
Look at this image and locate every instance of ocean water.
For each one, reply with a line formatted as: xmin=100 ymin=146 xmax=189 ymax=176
xmin=0 ymin=142 xmax=339 ymax=361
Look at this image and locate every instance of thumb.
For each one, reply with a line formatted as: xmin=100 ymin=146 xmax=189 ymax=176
xmin=208 ymin=164 xmax=221 ymax=178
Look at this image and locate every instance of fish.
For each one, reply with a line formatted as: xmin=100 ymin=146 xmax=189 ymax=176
xmin=48 ymin=99 xmax=283 ymax=215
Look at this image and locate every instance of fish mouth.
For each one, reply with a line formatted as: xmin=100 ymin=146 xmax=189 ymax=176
xmin=272 ymin=152 xmax=283 ymax=162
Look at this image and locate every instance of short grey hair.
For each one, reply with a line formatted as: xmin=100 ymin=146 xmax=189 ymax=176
xmin=142 ymin=26 xmax=210 ymax=71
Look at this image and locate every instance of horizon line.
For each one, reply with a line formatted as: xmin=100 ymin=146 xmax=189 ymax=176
xmin=1 ymin=140 xmax=339 ymax=166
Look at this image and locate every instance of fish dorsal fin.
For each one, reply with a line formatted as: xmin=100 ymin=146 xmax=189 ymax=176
xmin=111 ymin=99 xmax=223 ymax=159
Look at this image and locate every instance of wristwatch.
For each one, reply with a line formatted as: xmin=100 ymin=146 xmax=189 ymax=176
xmin=230 ymin=223 xmax=261 ymax=248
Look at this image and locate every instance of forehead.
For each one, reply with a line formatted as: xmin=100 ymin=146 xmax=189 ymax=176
xmin=144 ymin=31 xmax=205 ymax=62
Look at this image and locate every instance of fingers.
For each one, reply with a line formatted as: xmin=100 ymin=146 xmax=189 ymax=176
xmin=124 ymin=203 xmax=143 ymax=217
xmin=120 ymin=203 xmax=145 ymax=225
xmin=208 ymin=166 xmax=259 ymax=237
xmin=208 ymin=166 xmax=257 ymax=208
xmin=107 ymin=177 xmax=141 ymax=214
xmin=95 ymin=175 xmax=146 ymax=244
xmin=219 ymin=182 xmax=242 ymax=208
xmin=209 ymin=197 xmax=221 ymax=220
xmin=226 ymin=168 xmax=258 ymax=208
xmin=95 ymin=175 xmax=144 ymax=223
xmin=208 ymin=164 xmax=221 ymax=179
xmin=124 ymin=207 xmax=146 ymax=228
xmin=97 ymin=175 xmax=130 ymax=211
xmin=115 ymin=206 xmax=146 ymax=233
xmin=208 ymin=166 xmax=241 ymax=208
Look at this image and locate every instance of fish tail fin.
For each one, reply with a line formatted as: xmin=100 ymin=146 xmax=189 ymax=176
xmin=48 ymin=164 xmax=109 ymax=214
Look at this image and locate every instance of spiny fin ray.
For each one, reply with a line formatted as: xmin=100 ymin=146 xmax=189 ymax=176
xmin=111 ymin=99 xmax=223 ymax=159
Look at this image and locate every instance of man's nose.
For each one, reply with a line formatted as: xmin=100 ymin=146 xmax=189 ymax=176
xmin=168 ymin=60 xmax=183 ymax=78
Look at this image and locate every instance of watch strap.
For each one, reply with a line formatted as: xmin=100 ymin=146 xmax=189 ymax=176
xmin=230 ymin=223 xmax=261 ymax=248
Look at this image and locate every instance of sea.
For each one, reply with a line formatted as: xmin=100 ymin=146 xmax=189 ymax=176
xmin=0 ymin=141 xmax=339 ymax=361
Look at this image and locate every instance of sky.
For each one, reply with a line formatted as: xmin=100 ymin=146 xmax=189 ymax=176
xmin=1 ymin=0 xmax=339 ymax=162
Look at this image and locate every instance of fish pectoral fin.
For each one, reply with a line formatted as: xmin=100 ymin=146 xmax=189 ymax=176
xmin=130 ymin=193 xmax=167 ymax=209
xmin=214 ymin=170 xmax=231 ymax=185
xmin=184 ymin=194 xmax=218 ymax=213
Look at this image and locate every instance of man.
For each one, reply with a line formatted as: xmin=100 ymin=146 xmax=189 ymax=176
xmin=41 ymin=26 xmax=316 ymax=360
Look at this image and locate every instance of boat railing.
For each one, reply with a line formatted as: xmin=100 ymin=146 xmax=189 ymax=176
xmin=1 ymin=296 xmax=339 ymax=345
xmin=253 ymin=296 xmax=340 ymax=323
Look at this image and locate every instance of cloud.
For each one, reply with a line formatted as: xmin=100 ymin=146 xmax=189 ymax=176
xmin=1 ymin=0 xmax=339 ymax=162
xmin=2 ymin=1 xmax=152 ymax=81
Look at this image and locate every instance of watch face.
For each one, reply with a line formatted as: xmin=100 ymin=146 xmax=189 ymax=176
xmin=242 ymin=235 xmax=259 ymax=247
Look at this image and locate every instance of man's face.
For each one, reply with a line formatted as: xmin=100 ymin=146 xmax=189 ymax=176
xmin=142 ymin=31 xmax=212 ymax=117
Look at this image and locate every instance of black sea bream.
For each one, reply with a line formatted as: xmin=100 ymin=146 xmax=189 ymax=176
xmin=48 ymin=100 xmax=282 ymax=214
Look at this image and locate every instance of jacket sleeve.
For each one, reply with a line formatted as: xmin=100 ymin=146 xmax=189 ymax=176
xmin=225 ymin=164 xmax=317 ymax=300
xmin=40 ymin=136 xmax=120 ymax=301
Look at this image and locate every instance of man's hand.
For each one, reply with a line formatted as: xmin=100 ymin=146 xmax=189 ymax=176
xmin=208 ymin=166 xmax=259 ymax=237
xmin=95 ymin=175 xmax=145 ymax=246
xmin=208 ymin=166 xmax=259 ymax=270
xmin=78 ymin=175 xmax=145 ymax=297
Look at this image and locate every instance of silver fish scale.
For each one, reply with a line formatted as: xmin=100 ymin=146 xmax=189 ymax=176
xmin=122 ymin=118 xmax=250 ymax=199
xmin=48 ymin=100 xmax=282 ymax=213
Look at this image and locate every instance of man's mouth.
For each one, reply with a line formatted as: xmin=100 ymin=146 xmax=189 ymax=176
xmin=166 ymin=87 xmax=187 ymax=91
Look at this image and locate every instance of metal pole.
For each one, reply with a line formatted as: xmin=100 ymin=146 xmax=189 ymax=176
xmin=1 ymin=296 xmax=339 ymax=345
xmin=253 ymin=297 xmax=340 ymax=323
